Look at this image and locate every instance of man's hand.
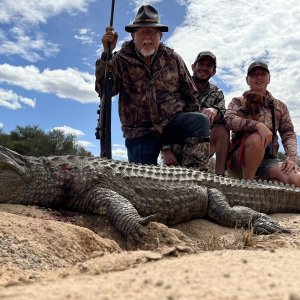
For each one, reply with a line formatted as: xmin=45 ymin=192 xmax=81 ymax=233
xmin=163 ymin=148 xmax=179 ymax=166
xmin=280 ymin=157 xmax=300 ymax=175
xmin=255 ymin=122 xmax=273 ymax=148
xmin=102 ymin=26 xmax=118 ymax=53
xmin=202 ymin=107 xmax=218 ymax=124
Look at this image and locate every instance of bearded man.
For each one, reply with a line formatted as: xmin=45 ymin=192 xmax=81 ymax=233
xmin=96 ymin=5 xmax=210 ymax=169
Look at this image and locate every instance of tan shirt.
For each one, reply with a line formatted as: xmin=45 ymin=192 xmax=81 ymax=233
xmin=225 ymin=91 xmax=298 ymax=162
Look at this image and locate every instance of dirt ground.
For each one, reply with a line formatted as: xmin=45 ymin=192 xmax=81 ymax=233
xmin=0 ymin=203 xmax=299 ymax=300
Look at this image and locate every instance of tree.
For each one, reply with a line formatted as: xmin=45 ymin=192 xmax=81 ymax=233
xmin=0 ymin=125 xmax=91 ymax=157
xmin=9 ymin=125 xmax=49 ymax=156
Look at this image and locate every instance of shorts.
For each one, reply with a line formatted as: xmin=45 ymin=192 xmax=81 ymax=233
xmin=227 ymin=149 xmax=279 ymax=180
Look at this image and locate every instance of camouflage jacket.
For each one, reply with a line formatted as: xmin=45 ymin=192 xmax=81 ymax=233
xmin=198 ymin=83 xmax=226 ymax=119
xmin=196 ymin=82 xmax=226 ymax=124
xmin=95 ymin=41 xmax=199 ymax=139
xmin=225 ymin=90 xmax=298 ymax=162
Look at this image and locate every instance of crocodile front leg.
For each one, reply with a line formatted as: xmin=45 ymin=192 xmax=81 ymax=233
xmin=207 ymin=188 xmax=291 ymax=234
xmin=70 ymin=187 xmax=155 ymax=240
xmin=106 ymin=192 xmax=157 ymax=240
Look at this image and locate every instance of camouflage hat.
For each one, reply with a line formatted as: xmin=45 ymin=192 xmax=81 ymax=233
xmin=194 ymin=51 xmax=216 ymax=66
xmin=125 ymin=5 xmax=168 ymax=33
xmin=247 ymin=61 xmax=269 ymax=75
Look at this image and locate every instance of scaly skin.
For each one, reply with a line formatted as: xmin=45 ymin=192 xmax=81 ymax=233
xmin=0 ymin=146 xmax=298 ymax=240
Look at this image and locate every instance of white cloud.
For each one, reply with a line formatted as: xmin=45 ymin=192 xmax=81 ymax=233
xmin=74 ymin=28 xmax=96 ymax=45
xmin=50 ymin=126 xmax=97 ymax=151
xmin=0 ymin=1 xmax=95 ymax=62
xmin=165 ymin=0 xmax=300 ymax=132
xmin=0 ymin=123 xmax=4 ymax=129
xmin=0 ymin=27 xmax=59 ymax=62
xmin=88 ymin=143 xmax=127 ymax=160
xmin=129 ymin=0 xmax=163 ymax=8
xmin=0 ymin=64 xmax=96 ymax=103
xmin=112 ymin=144 xmax=128 ymax=161
xmin=77 ymin=140 xmax=95 ymax=148
xmin=50 ymin=125 xmax=84 ymax=137
xmin=0 ymin=87 xmax=36 ymax=109
xmin=0 ymin=0 xmax=95 ymax=25
xmin=111 ymin=144 xmax=128 ymax=161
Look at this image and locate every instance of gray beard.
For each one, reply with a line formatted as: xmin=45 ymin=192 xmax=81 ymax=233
xmin=140 ymin=48 xmax=156 ymax=57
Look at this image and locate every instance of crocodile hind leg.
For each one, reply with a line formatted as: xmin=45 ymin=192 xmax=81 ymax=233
xmin=207 ymin=188 xmax=291 ymax=234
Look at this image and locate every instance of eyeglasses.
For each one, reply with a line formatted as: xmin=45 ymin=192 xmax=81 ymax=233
xmin=134 ymin=29 xmax=160 ymax=37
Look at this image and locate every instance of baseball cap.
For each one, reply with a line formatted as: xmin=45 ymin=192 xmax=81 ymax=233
xmin=194 ymin=51 xmax=216 ymax=66
xmin=247 ymin=61 xmax=269 ymax=75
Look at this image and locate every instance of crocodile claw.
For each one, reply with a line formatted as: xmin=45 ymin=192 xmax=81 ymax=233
xmin=127 ymin=224 xmax=148 ymax=243
xmin=139 ymin=214 xmax=158 ymax=225
xmin=253 ymin=214 xmax=291 ymax=234
xmin=130 ymin=226 xmax=147 ymax=241
xmin=127 ymin=215 xmax=158 ymax=242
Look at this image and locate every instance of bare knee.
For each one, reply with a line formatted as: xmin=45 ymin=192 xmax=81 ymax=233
xmin=211 ymin=125 xmax=229 ymax=144
xmin=269 ymin=165 xmax=300 ymax=188
xmin=212 ymin=124 xmax=229 ymax=137
xmin=287 ymin=173 xmax=300 ymax=187
xmin=244 ymin=133 xmax=270 ymax=151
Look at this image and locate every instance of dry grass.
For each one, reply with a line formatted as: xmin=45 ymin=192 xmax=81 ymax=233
xmin=194 ymin=227 xmax=255 ymax=252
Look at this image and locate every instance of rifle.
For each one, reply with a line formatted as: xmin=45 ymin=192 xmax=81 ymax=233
xmin=95 ymin=0 xmax=115 ymax=159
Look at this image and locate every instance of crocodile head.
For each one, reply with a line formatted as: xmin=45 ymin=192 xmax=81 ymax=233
xmin=0 ymin=146 xmax=29 ymax=203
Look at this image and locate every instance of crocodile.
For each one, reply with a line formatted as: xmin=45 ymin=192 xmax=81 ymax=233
xmin=0 ymin=145 xmax=298 ymax=240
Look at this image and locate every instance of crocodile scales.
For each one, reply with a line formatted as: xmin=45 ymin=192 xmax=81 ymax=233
xmin=0 ymin=146 xmax=298 ymax=240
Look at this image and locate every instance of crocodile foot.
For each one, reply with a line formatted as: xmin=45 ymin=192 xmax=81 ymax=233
xmin=253 ymin=214 xmax=291 ymax=235
xmin=128 ymin=214 xmax=158 ymax=242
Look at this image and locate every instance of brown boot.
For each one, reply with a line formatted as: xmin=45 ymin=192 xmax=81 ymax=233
xmin=182 ymin=137 xmax=210 ymax=171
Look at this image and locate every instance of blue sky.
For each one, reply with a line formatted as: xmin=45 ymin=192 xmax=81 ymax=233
xmin=0 ymin=0 xmax=300 ymax=160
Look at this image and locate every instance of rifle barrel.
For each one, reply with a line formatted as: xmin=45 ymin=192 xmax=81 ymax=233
xmin=104 ymin=0 xmax=115 ymax=159
xmin=98 ymin=0 xmax=115 ymax=159
xmin=110 ymin=0 xmax=115 ymax=27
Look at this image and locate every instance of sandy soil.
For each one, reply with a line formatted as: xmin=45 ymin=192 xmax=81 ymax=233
xmin=0 ymin=203 xmax=299 ymax=300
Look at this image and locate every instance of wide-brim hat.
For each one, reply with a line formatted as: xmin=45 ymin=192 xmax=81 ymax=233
xmin=125 ymin=5 xmax=168 ymax=33
xmin=247 ymin=61 xmax=269 ymax=75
